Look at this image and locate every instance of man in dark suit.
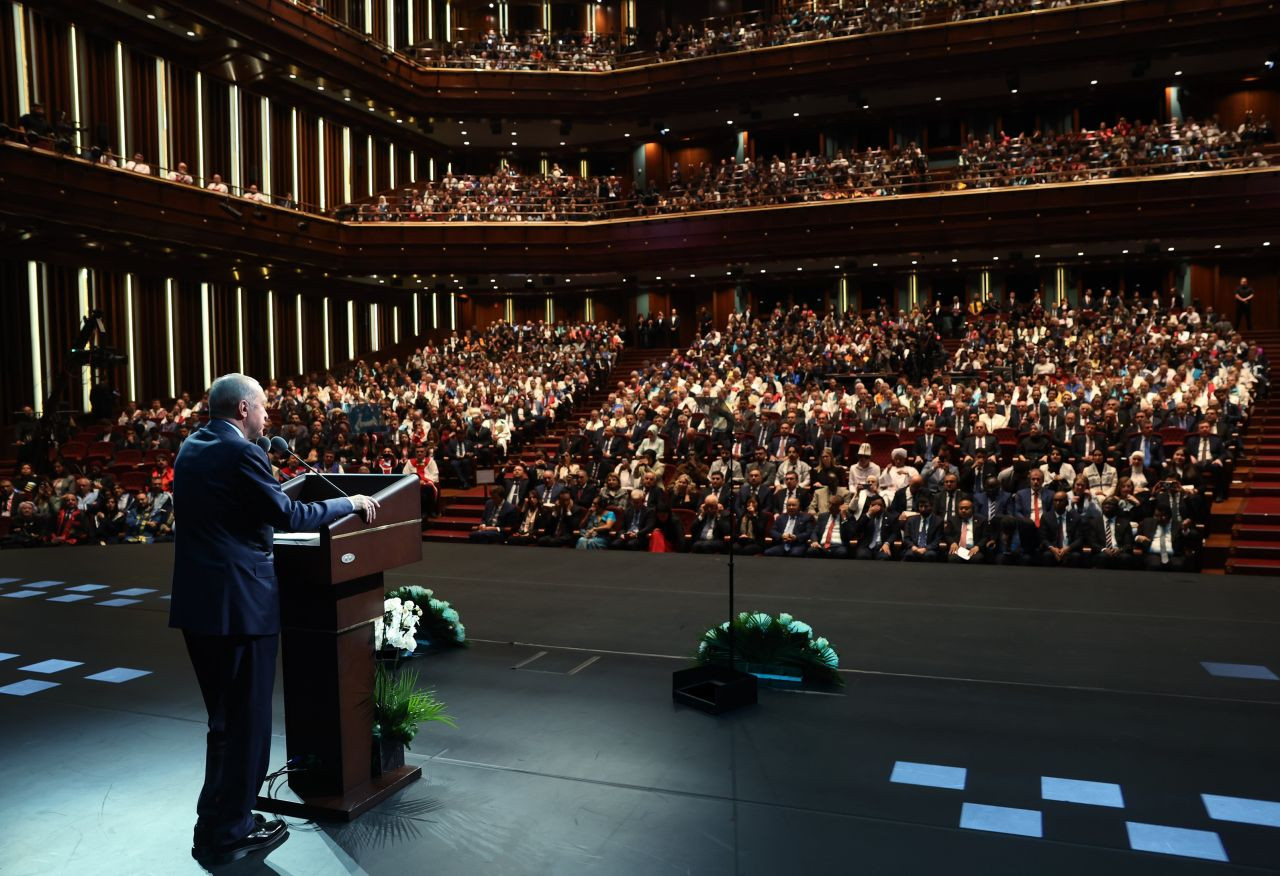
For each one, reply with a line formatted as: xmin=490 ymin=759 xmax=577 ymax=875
xmin=1185 ymin=420 xmax=1228 ymax=499
xmin=770 ymin=471 xmax=811 ymax=514
xmin=689 ymin=497 xmax=730 ymax=553
xmin=537 ymin=491 xmax=580 ymax=547
xmin=806 ymin=493 xmax=855 ymax=558
xmin=469 ymin=486 xmax=516 ymax=543
xmin=1038 ymin=491 xmax=1094 ymax=568
xmin=1094 ymin=496 xmax=1135 ymax=569
xmin=763 ymin=495 xmax=812 ymax=557
xmin=1127 ymin=421 xmax=1165 ymax=470
xmin=944 ymin=498 xmax=989 ymax=563
xmin=854 ymin=495 xmax=898 ymax=560
xmin=911 ymin=419 xmax=946 ymax=469
xmin=899 ymin=495 xmax=943 ymax=562
xmin=171 ymin=373 xmax=380 ymax=866
xmin=442 ymin=432 xmax=477 ymax=488
xmin=736 ymin=469 xmax=774 ymax=515
xmin=1134 ymin=502 xmax=1196 ymax=572
xmin=1012 ymin=469 xmax=1055 ymax=529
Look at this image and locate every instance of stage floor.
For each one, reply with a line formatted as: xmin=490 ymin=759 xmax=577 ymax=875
xmin=1 ymin=544 xmax=1279 ymax=875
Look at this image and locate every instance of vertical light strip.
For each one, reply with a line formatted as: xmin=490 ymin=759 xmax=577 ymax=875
xmin=40 ymin=265 xmax=52 ymax=384
xmin=839 ymin=276 xmax=849 ymax=312
xmin=584 ymin=297 xmax=593 ymax=322
xmin=364 ymin=0 xmax=374 ymax=35
xmin=78 ymin=269 xmax=91 ymax=412
xmin=261 ymin=97 xmax=271 ymax=197
xmin=164 ymin=279 xmax=176 ymax=398
xmin=908 ymin=273 xmax=918 ymax=309
xmin=229 ymin=84 xmax=242 ymax=190
xmin=980 ymin=270 xmax=991 ymax=301
xmin=156 ymin=58 xmax=169 ymax=170
xmin=235 ymin=286 xmax=245 ymax=372
xmin=322 ymin=297 xmax=331 ymax=369
xmin=413 ymin=293 xmax=420 ymax=335
xmin=295 ymin=293 xmax=304 ymax=374
xmin=266 ymin=290 xmax=277 ymax=378
xmin=1056 ymin=266 xmax=1067 ymax=307
xmin=195 ymin=72 xmax=205 ymax=184
xmin=540 ymin=158 xmax=548 ymax=176
xmin=544 ymin=296 xmax=553 ymax=324
xmin=429 ymin=156 xmax=436 ymax=181
xmin=579 ymin=158 xmax=588 ymax=178
xmin=409 ymin=150 xmax=416 ymax=183
xmin=432 ymin=292 xmax=438 ymax=330
xmin=389 ymin=142 xmax=396 ymax=189
xmin=366 ymin=134 xmax=374 ymax=195
xmin=114 ymin=42 xmax=126 ymax=157
xmin=13 ymin=5 xmax=30 ymax=114
xmin=27 ymin=261 xmax=43 ymax=410
xmin=445 ymin=0 xmax=453 ymax=40
xmin=200 ymin=282 xmax=213 ymax=390
xmin=347 ymin=300 xmax=356 ymax=359
xmin=541 ymin=0 xmax=550 ymax=31
xmin=393 ymin=305 xmax=400 ymax=344
xmin=290 ymin=108 xmax=300 ymax=202
xmin=407 ymin=0 xmax=414 ymax=45
xmin=450 ymin=293 xmax=457 ymax=330
xmin=426 ymin=0 xmax=434 ymax=40
xmin=387 ymin=0 xmax=395 ymax=47
xmin=69 ymin=25 xmax=82 ymax=151
xmin=124 ymin=275 xmax=137 ymax=401
xmin=317 ymin=118 xmax=327 ymax=210
xmin=505 ymin=296 xmax=514 ymax=323
xmin=370 ymin=303 xmax=380 ymax=349
xmin=342 ymin=126 xmax=352 ymax=204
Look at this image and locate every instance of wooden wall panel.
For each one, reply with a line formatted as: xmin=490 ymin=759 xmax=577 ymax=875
xmin=166 ymin=63 xmax=199 ymax=177
xmin=202 ymin=77 xmax=232 ymax=186
xmin=25 ymin=9 xmax=72 ymax=120
xmin=78 ymin=30 xmax=118 ymax=154
xmin=295 ymin=110 xmax=320 ymax=210
xmin=123 ymin=46 xmax=157 ymax=164
xmin=0 ymin=3 xmax=17 ymax=124
xmin=240 ymin=89 xmax=263 ymax=191
xmin=269 ymin=102 xmax=294 ymax=201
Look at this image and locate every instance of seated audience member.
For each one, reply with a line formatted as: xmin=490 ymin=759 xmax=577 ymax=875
xmin=920 ymin=444 xmax=958 ymax=492
xmin=49 ymin=493 xmax=85 ymax=545
xmin=167 ymin=162 xmax=194 ymax=184
xmin=507 ymin=493 xmax=546 ymax=546
xmin=538 ymin=491 xmax=581 ymax=547
xmin=641 ymin=504 xmax=685 ymax=553
xmin=4 ymin=501 xmax=48 ymax=547
xmin=912 ymin=420 xmax=946 ymax=468
xmin=855 ymin=495 xmax=897 ymax=561
xmin=703 ymin=470 xmax=735 ymax=511
xmin=1094 ymin=496 xmax=1135 ymax=569
xmin=1134 ymin=502 xmax=1196 ymax=572
xmin=847 ymin=443 xmax=880 ymax=495
xmin=574 ymin=496 xmax=616 ymax=550
xmin=1012 ymin=469 xmax=1055 ymax=529
xmin=534 ymin=469 xmax=565 ymax=507
xmin=806 ymin=493 xmax=855 ymax=559
xmin=878 ymin=448 xmax=919 ymax=505
xmin=405 ymin=445 xmax=439 ymax=519
xmin=899 ymin=495 xmax=942 ymax=562
xmin=1038 ymin=491 xmax=1095 ymax=568
xmin=1039 ymin=446 xmax=1076 ymax=493
xmin=1121 ymin=451 xmax=1160 ymax=502
xmin=1185 ymin=420 xmax=1228 ymax=499
xmin=991 ymin=515 xmax=1037 ymax=566
xmin=689 ymin=497 xmax=730 ymax=554
xmin=733 ymin=496 xmax=768 ymax=555
xmin=764 ymin=495 xmax=812 ymax=557
xmin=944 ymin=498 xmax=989 ymax=564
xmin=470 ymin=486 xmax=515 ymax=544
xmin=771 ymin=470 xmax=810 ymax=514
xmin=123 ymin=152 xmax=152 ymax=175
xmin=933 ymin=472 xmax=968 ymax=531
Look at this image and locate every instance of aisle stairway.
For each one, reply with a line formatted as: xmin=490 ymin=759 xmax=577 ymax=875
xmin=422 ymin=346 xmax=655 ymax=542
xmin=1222 ymin=329 xmax=1280 ymax=575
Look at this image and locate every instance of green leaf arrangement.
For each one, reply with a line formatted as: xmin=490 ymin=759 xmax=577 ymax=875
xmin=373 ymin=664 xmax=457 ymax=748
xmin=386 ymin=584 xmax=467 ymax=647
xmin=696 ymin=611 xmax=843 ymax=687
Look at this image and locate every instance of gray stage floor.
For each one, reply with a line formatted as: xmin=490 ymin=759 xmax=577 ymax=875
xmin=2 ymin=544 xmax=1279 ymax=875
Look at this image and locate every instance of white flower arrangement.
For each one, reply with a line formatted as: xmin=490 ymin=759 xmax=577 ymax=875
xmin=374 ymin=596 xmax=422 ymax=652
xmin=385 ymin=585 xmax=467 ymax=648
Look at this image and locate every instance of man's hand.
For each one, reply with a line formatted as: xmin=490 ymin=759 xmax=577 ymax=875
xmin=349 ymin=494 xmax=381 ymax=522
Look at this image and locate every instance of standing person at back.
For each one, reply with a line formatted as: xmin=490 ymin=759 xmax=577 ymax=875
xmin=169 ymin=373 xmax=381 ymax=866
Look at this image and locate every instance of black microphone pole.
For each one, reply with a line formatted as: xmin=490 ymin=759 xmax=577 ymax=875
xmin=257 ymin=435 xmax=352 ymax=499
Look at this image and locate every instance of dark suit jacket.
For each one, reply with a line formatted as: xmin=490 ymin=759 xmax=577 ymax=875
xmin=1039 ymin=508 xmax=1093 ymax=552
xmin=1012 ymin=487 xmax=1057 ymax=522
xmin=810 ymin=511 xmax=857 ymax=547
xmin=1127 ymin=434 xmax=1166 ymax=468
xmin=1184 ymin=433 xmax=1226 ymax=465
xmin=855 ymin=511 xmax=898 ymax=550
xmin=912 ymin=434 xmax=946 ymax=463
xmin=770 ymin=511 xmax=813 ymax=545
xmin=169 ymin=418 xmax=354 ymax=636
xmin=689 ymin=512 xmax=730 ymax=543
xmin=736 ymin=482 xmax=774 ymax=514
xmin=1097 ymin=515 xmax=1135 ymax=552
xmin=770 ymin=486 xmax=811 ymax=514
xmin=942 ymin=515 xmax=990 ymax=550
xmin=480 ymin=499 xmax=518 ymax=528
xmin=900 ymin=513 xmax=943 ymax=551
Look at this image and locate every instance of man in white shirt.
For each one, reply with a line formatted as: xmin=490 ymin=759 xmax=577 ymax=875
xmin=244 ymin=184 xmax=269 ymax=203
xmin=167 ymin=162 xmax=194 ymax=184
xmin=123 ymin=152 xmax=152 ymax=175
xmin=206 ymin=173 xmax=229 ymax=194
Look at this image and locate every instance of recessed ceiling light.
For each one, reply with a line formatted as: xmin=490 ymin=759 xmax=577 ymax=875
xmin=951 ymin=258 xmax=958 ymax=263
xmin=559 ymin=141 xmax=565 ymax=146
xmin=833 ymin=265 xmax=840 ymax=269
xmin=368 ymin=106 xmax=375 ymax=111
xmin=1167 ymin=246 xmax=1175 ymax=251
xmin=146 ymin=13 xmax=156 ymax=19
xmin=1034 ymin=253 xmax=1041 ymax=258
xmin=726 ymin=271 xmax=732 ymax=276
xmin=1122 ymin=249 xmax=1129 ymax=254
xmin=1214 ymin=244 xmax=1221 ymax=249
xmin=289 ymin=74 xmax=297 ymax=79
xmin=656 ymin=276 xmax=662 ymax=280
xmin=344 ymin=96 xmax=351 ymax=101
xmin=760 ymin=269 xmax=766 ymax=273
xmin=565 ymin=278 xmax=571 ymax=283
xmin=862 ymin=104 xmax=869 ymax=109
xmin=726 ymin=120 xmax=734 ymax=125
xmin=934 ymin=96 xmax=942 ymax=102
xmin=689 ymin=273 xmax=695 ymax=278
xmin=1090 ymin=79 xmax=1098 ymax=85
xmin=872 ymin=262 xmax=878 ymax=267
xmin=1078 ymin=251 xmax=1085 ymax=256
xmin=511 ymin=141 xmax=517 ymax=146
xmin=463 ymin=141 xmax=470 ymax=145
xmin=460 ymin=130 xmax=467 ymax=135
xmin=1175 ymin=70 xmax=1183 ymax=76
xmin=396 ymin=119 xmax=403 ymax=123
xmin=1010 ymin=88 xmax=1018 ymax=94
xmin=797 ymin=267 xmax=803 ymax=271
xmin=793 ymin=112 xmax=800 ymax=117
xmin=186 ymin=30 xmax=195 ymax=37
xmin=1264 ymin=241 xmax=1272 ymax=246
xmin=624 ymin=133 xmax=631 ymax=138
xmin=317 ymin=85 xmax=324 ymax=91
xmin=911 ymin=260 xmax=918 ymax=265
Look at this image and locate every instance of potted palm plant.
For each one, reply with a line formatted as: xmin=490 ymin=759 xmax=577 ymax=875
xmin=372 ymin=666 xmax=456 ymax=775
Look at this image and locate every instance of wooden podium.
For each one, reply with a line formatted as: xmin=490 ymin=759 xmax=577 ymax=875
xmin=256 ymin=473 xmax=423 ymax=821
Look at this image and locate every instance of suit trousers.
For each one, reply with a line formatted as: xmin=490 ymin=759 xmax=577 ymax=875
xmin=183 ymin=631 xmax=278 ymax=848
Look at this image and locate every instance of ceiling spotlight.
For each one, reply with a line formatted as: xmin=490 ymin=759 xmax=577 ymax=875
xmin=461 ymin=130 xmax=467 ymax=135
xmin=992 ymin=255 xmax=999 ymax=260
xmin=146 ymin=12 xmax=156 ymax=19
xmin=1010 ymin=88 xmax=1019 ymax=94
xmin=344 ymin=96 xmax=351 ymax=101
xmin=760 ymin=269 xmax=766 ymax=273
xmin=862 ymin=104 xmax=869 ymax=110
xmin=911 ymin=260 xmax=918 ymax=265
xmin=624 ymin=133 xmax=631 ymax=138
xmin=797 ymin=267 xmax=803 ymax=271
xmin=659 ymin=128 xmax=670 ymax=135
xmin=511 ymin=141 xmax=517 ymax=146
xmin=833 ymin=265 xmax=840 ymax=269
xmin=656 ymin=276 xmax=662 ymax=280
xmin=1122 ymin=249 xmax=1129 ymax=254
xmin=289 ymin=73 xmax=297 ymax=79
xmin=934 ymin=96 xmax=942 ymax=102
xmin=186 ymin=30 xmax=195 ymax=37
xmin=793 ymin=111 xmax=800 ymax=117
xmin=872 ymin=262 xmax=878 ymax=267
xmin=1034 ymin=253 xmax=1041 ymax=258
xmin=1264 ymin=241 xmax=1272 ymax=246
xmin=463 ymin=141 xmax=470 ymax=145
xmin=396 ymin=119 xmax=403 ymax=123
xmin=317 ymin=85 xmax=324 ymax=91
xmin=1078 ymin=251 xmax=1085 ymax=256
xmin=1090 ymin=79 xmax=1098 ymax=85
xmin=689 ymin=273 xmax=695 ymax=278
xmin=951 ymin=258 xmax=958 ymax=263
xmin=1167 ymin=246 xmax=1175 ymax=251
xmin=559 ymin=141 xmax=566 ymax=146
xmin=726 ymin=120 xmax=734 ymax=125
xmin=368 ymin=106 xmax=375 ymax=111
xmin=1174 ymin=70 xmax=1183 ymax=76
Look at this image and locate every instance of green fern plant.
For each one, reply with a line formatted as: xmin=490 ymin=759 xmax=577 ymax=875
xmin=696 ymin=611 xmax=842 ymax=686
xmin=373 ymin=664 xmax=457 ymax=748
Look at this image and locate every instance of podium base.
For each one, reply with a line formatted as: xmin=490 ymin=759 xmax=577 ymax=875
xmin=256 ymin=765 xmax=422 ymax=822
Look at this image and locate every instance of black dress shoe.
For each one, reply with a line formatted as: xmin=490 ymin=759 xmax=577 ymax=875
xmin=192 ymin=817 xmax=287 ymax=865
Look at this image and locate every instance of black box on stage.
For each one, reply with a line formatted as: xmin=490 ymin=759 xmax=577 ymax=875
xmin=672 ymin=665 xmax=757 ymax=715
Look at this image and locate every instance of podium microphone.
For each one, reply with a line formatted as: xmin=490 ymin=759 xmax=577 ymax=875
xmin=257 ymin=435 xmax=352 ymax=500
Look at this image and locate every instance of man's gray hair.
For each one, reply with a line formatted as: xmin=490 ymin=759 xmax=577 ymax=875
xmin=208 ymin=373 xmax=263 ymax=419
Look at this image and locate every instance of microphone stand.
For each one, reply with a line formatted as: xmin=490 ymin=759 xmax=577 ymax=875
xmin=259 ymin=437 xmax=352 ymax=501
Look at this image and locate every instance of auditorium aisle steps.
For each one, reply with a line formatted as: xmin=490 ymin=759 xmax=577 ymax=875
xmin=422 ymin=346 xmax=656 ymax=542
xmin=1222 ymin=329 xmax=1280 ymax=575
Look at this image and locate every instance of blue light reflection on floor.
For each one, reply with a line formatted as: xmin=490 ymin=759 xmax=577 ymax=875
xmin=1125 ymin=822 xmax=1227 ymax=862
xmin=889 ymin=761 xmax=967 ymax=790
xmin=1200 ymin=661 xmax=1279 ymax=681
xmin=1202 ymin=794 xmax=1280 ymax=828
xmin=0 ymin=679 xmax=60 ymax=696
xmin=20 ymin=659 xmax=84 ymax=674
xmin=48 ymin=594 xmax=92 ymax=603
xmin=959 ymin=802 xmax=1043 ymax=838
xmin=1041 ymin=776 xmax=1125 ymax=808
xmin=84 ymin=668 xmax=152 ymax=684
xmin=97 ymin=598 xmax=142 ymax=608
